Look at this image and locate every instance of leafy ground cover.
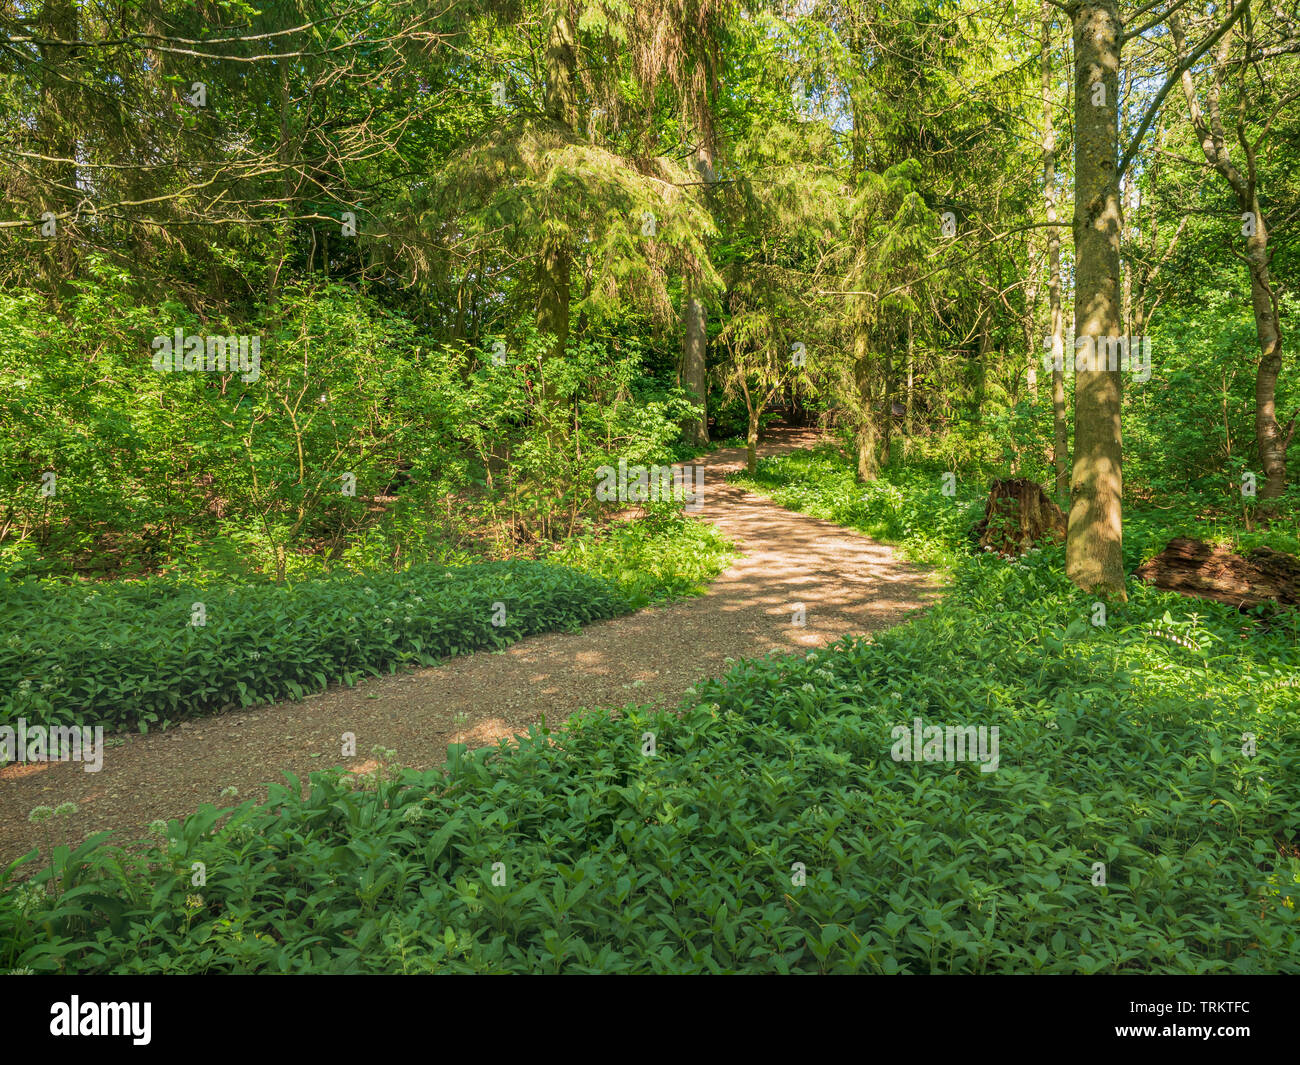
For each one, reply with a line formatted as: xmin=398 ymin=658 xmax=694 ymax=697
xmin=730 ymin=445 xmax=986 ymax=567
xmin=0 ymin=512 xmax=734 ymax=735
xmin=730 ymin=442 xmax=1300 ymax=570
xmin=3 ymin=459 xmax=1295 ymax=973
xmin=544 ymin=508 xmax=736 ymax=610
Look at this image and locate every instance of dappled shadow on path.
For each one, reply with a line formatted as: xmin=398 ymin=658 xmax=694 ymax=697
xmin=0 ymin=427 xmax=941 ymax=864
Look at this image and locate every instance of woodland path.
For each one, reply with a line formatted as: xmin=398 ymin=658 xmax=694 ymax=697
xmin=0 ymin=427 xmax=940 ymax=864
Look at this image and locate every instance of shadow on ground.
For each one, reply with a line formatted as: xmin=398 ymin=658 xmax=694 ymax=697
xmin=0 ymin=427 xmax=941 ymax=863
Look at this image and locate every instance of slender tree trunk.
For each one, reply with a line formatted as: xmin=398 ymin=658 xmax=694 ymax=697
xmin=883 ymin=342 xmax=894 ymax=466
xmin=680 ymin=146 xmax=713 ymax=447
xmin=681 ymin=270 xmax=709 ymax=444
xmin=853 ymin=315 xmax=879 ymax=482
xmin=1121 ymin=172 xmax=1133 ymax=342
xmin=536 ymin=3 xmax=578 ymax=441
xmin=905 ymin=313 xmax=915 ymax=443
xmin=1023 ymin=274 xmax=1040 ymax=402
xmin=973 ymin=303 xmax=989 ymax=423
xmin=1245 ymin=192 xmax=1287 ymax=498
xmin=1066 ymin=0 xmax=1126 ymax=599
xmin=746 ymin=405 xmax=760 ymax=475
xmin=1044 ymin=2 xmax=1068 ymax=501
xmin=739 ymin=375 xmax=761 ymax=474
xmin=1170 ymin=14 xmax=1289 ymax=496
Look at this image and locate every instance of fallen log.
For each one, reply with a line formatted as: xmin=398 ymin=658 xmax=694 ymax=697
xmin=971 ymin=478 xmax=1066 ymax=557
xmin=1134 ymin=537 xmax=1300 ymax=611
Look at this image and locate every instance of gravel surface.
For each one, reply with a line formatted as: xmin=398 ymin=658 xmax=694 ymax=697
xmin=0 ymin=428 xmax=940 ymax=865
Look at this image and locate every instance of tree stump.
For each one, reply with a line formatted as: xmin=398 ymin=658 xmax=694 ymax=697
xmin=1134 ymin=537 xmax=1300 ymax=611
xmin=971 ymin=478 xmax=1066 ymax=557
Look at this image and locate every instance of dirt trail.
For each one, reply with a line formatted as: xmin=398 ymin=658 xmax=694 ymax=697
xmin=0 ymin=428 xmax=940 ymax=864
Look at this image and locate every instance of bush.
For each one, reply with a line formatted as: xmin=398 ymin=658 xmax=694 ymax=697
xmin=0 ymin=269 xmax=704 ymax=580
xmin=545 ymin=507 xmax=735 ymax=609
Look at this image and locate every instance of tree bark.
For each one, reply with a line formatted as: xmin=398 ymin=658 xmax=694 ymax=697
xmin=1136 ymin=537 xmax=1300 ymax=610
xmin=854 ymin=321 xmax=878 ymax=482
xmin=1247 ymin=201 xmax=1288 ymax=498
xmin=544 ymin=2 xmax=578 ymax=128
xmin=680 ymin=142 xmax=714 ymax=447
xmin=905 ymin=313 xmax=915 ymax=443
xmin=1066 ymin=0 xmax=1127 ymax=600
xmin=536 ymin=2 xmax=579 ymax=439
xmin=1044 ymin=2 xmax=1069 ymax=501
xmin=974 ymin=478 xmax=1067 ymax=557
xmin=536 ymin=228 xmax=571 ymax=366
xmin=1023 ymin=273 xmax=1040 ymax=402
xmin=739 ymin=374 xmax=760 ymax=475
xmin=883 ymin=339 xmax=895 ymax=465
xmin=681 ymin=272 xmax=710 ymax=445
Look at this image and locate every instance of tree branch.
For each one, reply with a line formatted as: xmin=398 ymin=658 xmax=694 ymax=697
xmin=1118 ymin=0 xmax=1251 ymax=176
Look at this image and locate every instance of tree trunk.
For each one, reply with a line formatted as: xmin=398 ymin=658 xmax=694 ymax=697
xmin=1121 ymin=171 xmax=1133 ymax=342
xmin=905 ymin=313 xmax=915 ymax=445
xmin=1245 ymin=192 xmax=1287 ymax=498
xmin=543 ymin=3 xmax=578 ymax=128
xmin=883 ymin=343 xmax=894 ymax=466
xmin=1170 ymin=13 xmax=1289 ymax=497
xmin=536 ymin=3 xmax=578 ymax=441
xmin=973 ymin=478 xmax=1067 ymax=556
xmin=746 ymin=405 xmax=760 ymax=475
xmin=679 ymin=143 xmax=714 ymax=447
xmin=854 ymin=324 xmax=878 ymax=482
xmin=1135 ymin=537 xmax=1300 ymax=610
xmin=1023 ymin=281 xmax=1040 ymax=402
xmin=1066 ymin=0 xmax=1127 ymax=600
xmin=536 ymin=229 xmax=570 ymax=365
xmin=681 ymin=272 xmax=710 ymax=445
xmin=973 ymin=303 xmax=989 ymax=423
xmin=1044 ymin=2 xmax=1068 ymax=502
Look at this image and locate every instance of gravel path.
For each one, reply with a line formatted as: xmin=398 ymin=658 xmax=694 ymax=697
xmin=0 ymin=428 xmax=940 ymax=865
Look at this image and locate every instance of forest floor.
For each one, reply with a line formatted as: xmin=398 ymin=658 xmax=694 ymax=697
xmin=0 ymin=427 xmax=941 ymax=864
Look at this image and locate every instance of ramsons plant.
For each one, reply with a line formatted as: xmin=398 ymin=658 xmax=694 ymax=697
xmin=2 ymin=542 xmax=1294 ymax=974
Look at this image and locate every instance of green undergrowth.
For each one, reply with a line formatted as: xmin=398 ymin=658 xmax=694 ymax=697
xmin=545 ymin=506 xmax=735 ymax=609
xmin=729 ymin=445 xmax=984 ymax=567
xmin=733 ymin=442 xmax=1300 ymax=572
xmin=0 ymin=512 xmax=734 ymax=735
xmin=3 ymin=545 xmax=1296 ymax=973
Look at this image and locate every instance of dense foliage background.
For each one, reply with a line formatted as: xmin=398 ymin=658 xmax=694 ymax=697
xmin=3 ymin=0 xmax=1293 ymax=583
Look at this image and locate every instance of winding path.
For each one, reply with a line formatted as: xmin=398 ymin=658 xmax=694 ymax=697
xmin=0 ymin=428 xmax=940 ymax=865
